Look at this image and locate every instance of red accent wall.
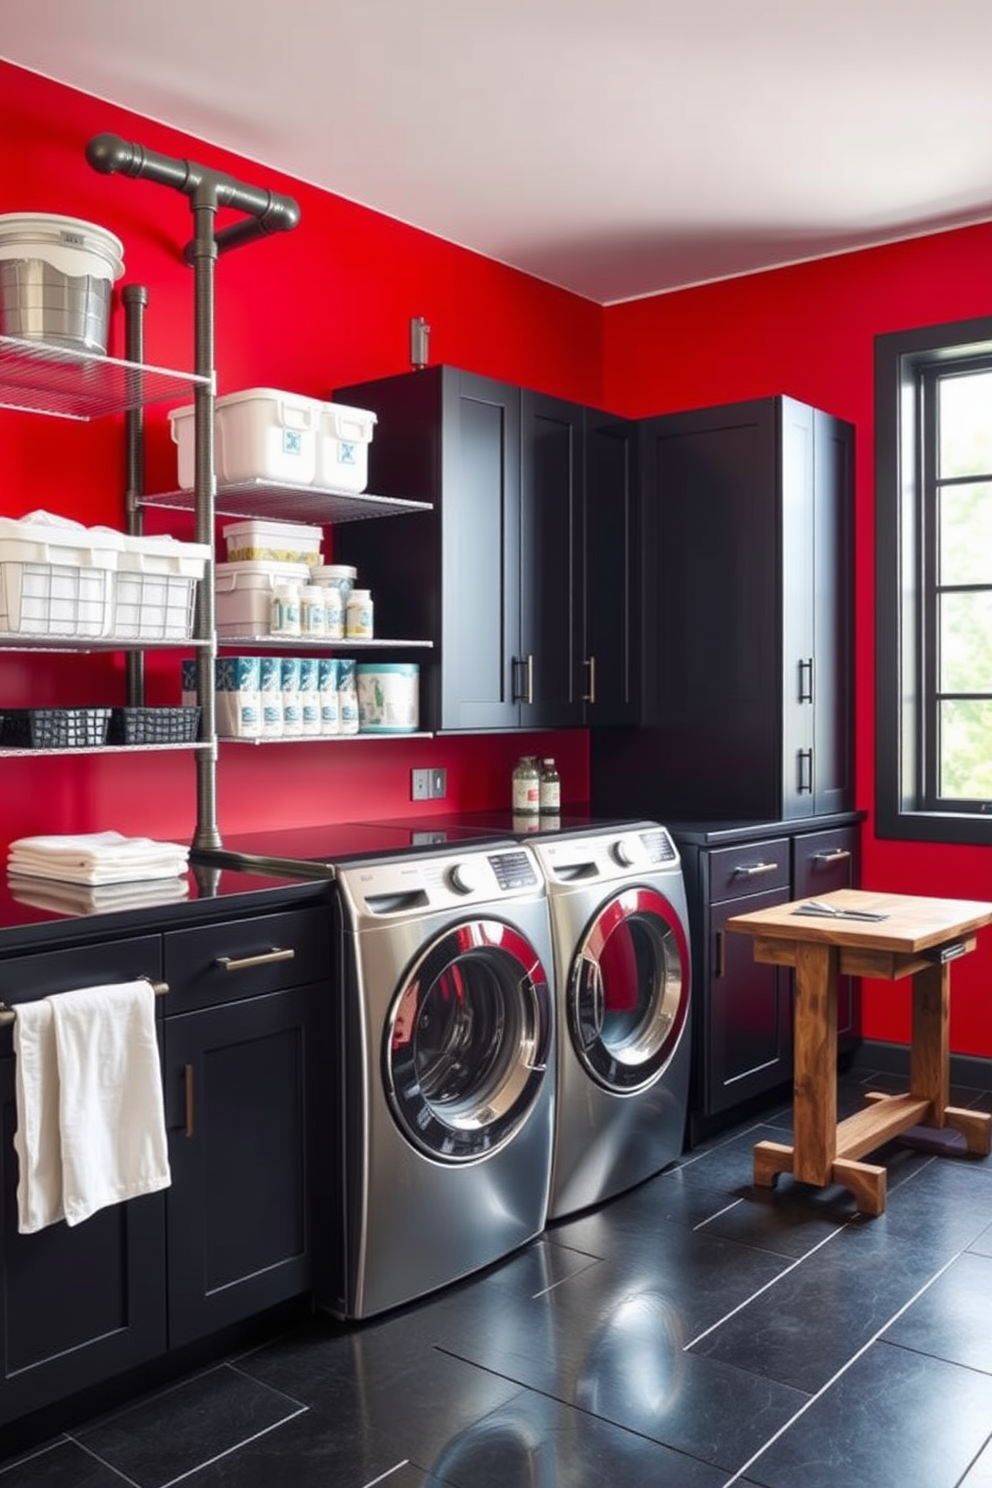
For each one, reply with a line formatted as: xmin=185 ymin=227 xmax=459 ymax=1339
xmin=604 ymin=231 xmax=992 ymax=1057
xmin=3 ymin=60 xmax=992 ymax=1056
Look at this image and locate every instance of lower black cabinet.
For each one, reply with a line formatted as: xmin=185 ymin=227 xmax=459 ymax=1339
xmin=0 ymin=899 xmax=329 ymax=1427
xmin=0 ymin=936 xmax=166 ymax=1426
xmin=163 ymin=985 xmax=315 ymax=1348
xmin=678 ymin=818 xmax=862 ymax=1143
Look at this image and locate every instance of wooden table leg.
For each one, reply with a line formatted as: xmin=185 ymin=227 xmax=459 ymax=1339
xmin=909 ymin=960 xmax=949 ymax=1120
xmin=791 ymin=941 xmax=838 ymax=1185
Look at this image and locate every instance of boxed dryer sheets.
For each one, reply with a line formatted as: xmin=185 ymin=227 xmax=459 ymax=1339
xmin=315 ymin=401 xmax=377 ymax=493
xmin=222 ymin=518 xmax=323 ymax=566
xmin=0 ymin=510 xmax=119 ymax=638
xmin=112 ymin=532 xmax=210 ymax=640
xmin=169 ymin=388 xmax=321 ymax=489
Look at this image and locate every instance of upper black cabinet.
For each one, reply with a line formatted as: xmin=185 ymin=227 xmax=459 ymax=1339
xmin=333 ymin=367 xmax=636 ymax=731
xmin=592 ymin=394 xmax=854 ymax=820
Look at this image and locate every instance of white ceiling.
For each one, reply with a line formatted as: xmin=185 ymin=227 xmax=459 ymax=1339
xmin=4 ymin=0 xmax=992 ymax=305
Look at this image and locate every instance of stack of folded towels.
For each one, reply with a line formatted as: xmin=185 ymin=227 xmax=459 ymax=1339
xmin=7 ymin=830 xmax=190 ymax=915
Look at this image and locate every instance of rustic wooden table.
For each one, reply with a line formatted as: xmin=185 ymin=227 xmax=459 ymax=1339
xmin=726 ymin=888 xmax=992 ymax=1215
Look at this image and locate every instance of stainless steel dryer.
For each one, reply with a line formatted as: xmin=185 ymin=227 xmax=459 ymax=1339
xmin=529 ymin=822 xmax=692 ymax=1221
xmin=317 ymin=840 xmax=556 ymax=1320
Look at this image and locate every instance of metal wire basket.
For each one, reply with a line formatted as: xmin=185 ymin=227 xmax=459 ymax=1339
xmin=107 ymin=705 xmax=201 ymax=745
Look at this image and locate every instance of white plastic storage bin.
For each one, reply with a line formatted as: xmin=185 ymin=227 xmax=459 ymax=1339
xmin=315 ymin=401 xmax=377 ymax=492
xmin=214 ymin=559 xmax=311 ymax=637
xmin=356 ymin=663 xmax=419 ymax=733
xmin=0 ymin=512 xmax=119 ymax=637
xmin=113 ymin=533 xmax=210 ymax=640
xmin=222 ymin=518 xmax=323 ymax=566
xmin=169 ymin=388 xmax=321 ymax=490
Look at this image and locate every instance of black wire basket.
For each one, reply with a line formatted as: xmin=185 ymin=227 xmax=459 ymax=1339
xmin=107 ymin=705 xmax=202 ymax=745
xmin=1 ymin=706 xmax=112 ymax=748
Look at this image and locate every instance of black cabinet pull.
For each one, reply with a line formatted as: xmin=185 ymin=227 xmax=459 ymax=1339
xmin=798 ymin=749 xmax=814 ymax=794
xmin=798 ymin=657 xmax=814 ymax=703
xmin=183 ymin=1063 xmax=195 ymax=1139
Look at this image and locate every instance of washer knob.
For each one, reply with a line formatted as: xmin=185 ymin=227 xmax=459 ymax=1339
xmin=612 ymin=834 xmax=647 ymax=868
xmin=448 ymin=859 xmax=484 ymax=894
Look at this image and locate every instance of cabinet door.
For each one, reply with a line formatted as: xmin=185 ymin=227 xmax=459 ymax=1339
xmin=792 ymin=824 xmax=861 ymax=1046
xmin=706 ymin=886 xmax=793 ymax=1117
xmin=438 ymin=372 xmax=522 ymax=730
xmin=780 ymin=398 xmax=816 ymax=818
xmin=811 ymin=410 xmax=855 ymax=816
xmin=0 ymin=936 xmax=166 ymax=1425
xmin=518 ymin=390 xmax=584 ymax=727
xmin=584 ymin=410 xmax=639 ymax=725
xmin=163 ymin=985 xmax=315 ymax=1348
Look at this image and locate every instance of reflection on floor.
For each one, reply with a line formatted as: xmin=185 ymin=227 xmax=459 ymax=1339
xmin=6 ymin=1068 xmax=992 ymax=1488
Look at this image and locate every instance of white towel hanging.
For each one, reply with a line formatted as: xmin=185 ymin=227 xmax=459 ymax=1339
xmin=12 ymin=998 xmax=65 ymax=1233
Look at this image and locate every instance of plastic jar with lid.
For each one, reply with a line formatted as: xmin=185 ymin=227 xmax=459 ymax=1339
xmin=345 ymin=588 xmax=374 ymax=639
xmin=512 ymin=755 xmax=540 ymax=815
xmin=270 ymin=581 xmax=301 ymax=636
xmin=300 ymin=584 xmax=327 ymax=637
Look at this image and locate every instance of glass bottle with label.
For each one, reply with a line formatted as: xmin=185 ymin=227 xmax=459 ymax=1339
xmin=512 ymin=755 xmax=540 ymax=815
xmin=539 ymin=758 xmax=561 ymax=814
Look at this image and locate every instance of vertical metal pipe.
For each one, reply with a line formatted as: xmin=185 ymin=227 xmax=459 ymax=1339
xmin=123 ymin=285 xmax=148 ymax=708
xmin=189 ymin=191 xmax=221 ymax=850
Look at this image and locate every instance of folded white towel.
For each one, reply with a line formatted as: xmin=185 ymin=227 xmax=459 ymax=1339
xmin=7 ymin=874 xmax=190 ymax=917
xmin=8 ymin=831 xmax=189 ymax=875
xmin=48 ymin=980 xmax=171 ymax=1227
xmin=13 ymin=999 xmax=66 ymax=1233
xmin=8 ymin=855 xmax=189 ymax=887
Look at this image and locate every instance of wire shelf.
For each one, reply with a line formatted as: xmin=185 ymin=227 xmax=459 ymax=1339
xmin=219 ymin=732 xmax=433 ymax=744
xmin=0 ymin=633 xmax=209 ymax=653
xmin=0 ymin=742 xmax=212 ymax=758
xmin=215 ymin=635 xmax=432 ymax=650
xmin=0 ymin=335 xmax=208 ymax=421
xmin=142 ymin=479 xmax=432 ymax=524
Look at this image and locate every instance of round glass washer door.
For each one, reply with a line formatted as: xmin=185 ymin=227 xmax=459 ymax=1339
xmin=385 ymin=917 xmax=553 ymax=1162
xmin=568 ymin=886 xmax=689 ymax=1093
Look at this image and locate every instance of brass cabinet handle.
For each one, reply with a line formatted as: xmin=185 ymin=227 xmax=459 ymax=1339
xmin=214 ymin=947 xmax=296 ymax=972
xmin=583 ymin=656 xmax=597 ymax=705
xmin=523 ymin=654 xmax=534 ymax=705
xmin=812 ymin=848 xmax=852 ymax=864
xmin=184 ymin=1062 xmax=195 ymax=1138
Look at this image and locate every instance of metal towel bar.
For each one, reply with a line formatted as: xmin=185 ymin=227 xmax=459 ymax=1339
xmin=0 ymin=978 xmax=168 ymax=1027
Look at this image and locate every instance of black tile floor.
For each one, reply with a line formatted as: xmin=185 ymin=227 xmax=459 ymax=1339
xmin=6 ymin=1067 xmax=992 ymax=1488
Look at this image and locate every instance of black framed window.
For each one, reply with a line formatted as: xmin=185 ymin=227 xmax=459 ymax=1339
xmin=876 ymin=314 xmax=992 ymax=843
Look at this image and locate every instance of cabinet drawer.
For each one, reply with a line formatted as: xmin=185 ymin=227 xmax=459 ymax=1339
xmin=707 ymin=839 xmax=790 ymax=902
xmin=0 ymin=935 xmax=163 ymax=1046
xmin=792 ymin=825 xmax=860 ymax=893
xmin=163 ymin=907 xmax=328 ymax=1012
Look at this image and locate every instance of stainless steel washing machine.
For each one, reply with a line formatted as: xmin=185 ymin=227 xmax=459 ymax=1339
xmin=317 ymin=839 xmax=556 ymax=1320
xmin=529 ymin=821 xmax=692 ymax=1221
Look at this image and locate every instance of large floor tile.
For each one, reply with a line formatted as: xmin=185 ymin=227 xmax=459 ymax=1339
xmin=409 ymin=1387 xmax=732 ymax=1488
xmin=741 ymin=1339 xmax=992 ymax=1488
xmin=687 ymin=1214 xmax=967 ymax=1393
xmin=0 ymin=1438 xmax=128 ymax=1486
xmin=882 ymin=1250 xmax=992 ymax=1373
xmin=435 ymin=1256 xmax=808 ymax=1475
xmin=71 ymin=1363 xmax=306 ymax=1488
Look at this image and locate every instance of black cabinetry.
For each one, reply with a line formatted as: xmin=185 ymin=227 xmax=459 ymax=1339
xmin=0 ymin=895 xmax=328 ymax=1427
xmin=0 ymin=936 xmax=166 ymax=1425
xmin=161 ymin=907 xmax=326 ymax=1347
xmin=591 ymin=394 xmax=854 ymax=821
xmin=676 ymin=817 xmax=862 ymax=1142
xmin=333 ymin=367 xmax=636 ymax=730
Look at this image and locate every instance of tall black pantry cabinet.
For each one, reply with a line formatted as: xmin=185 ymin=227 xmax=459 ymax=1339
xmin=590 ymin=394 xmax=855 ymax=822
xmin=333 ymin=366 xmax=638 ymax=731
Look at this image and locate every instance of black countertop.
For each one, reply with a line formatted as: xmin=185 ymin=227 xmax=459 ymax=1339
xmin=0 ymin=860 xmax=331 ymax=955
